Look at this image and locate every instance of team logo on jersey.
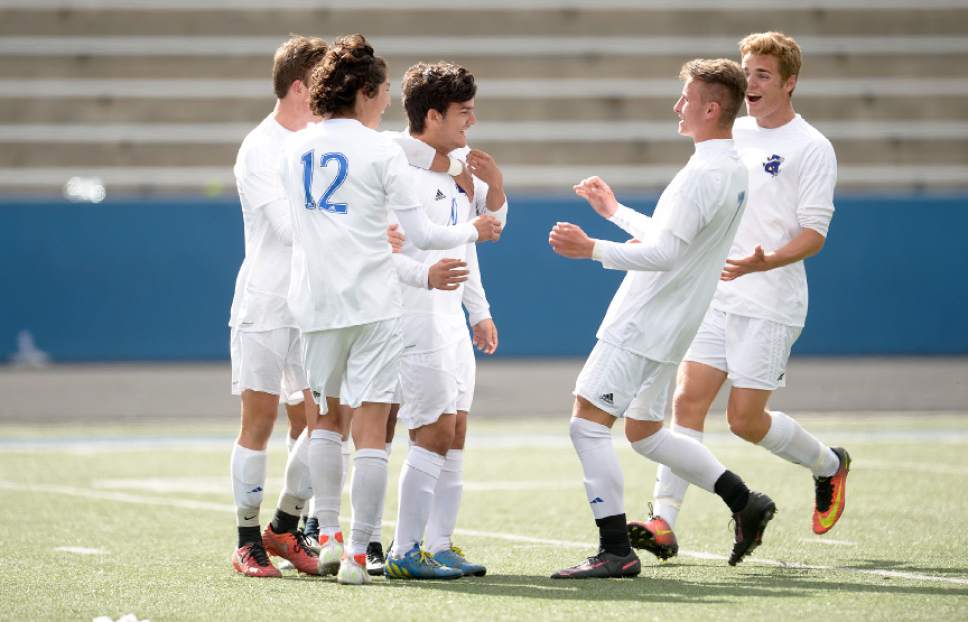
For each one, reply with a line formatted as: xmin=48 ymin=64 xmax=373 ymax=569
xmin=763 ymin=154 xmax=784 ymax=177
xmin=435 ymin=189 xmax=446 ymax=200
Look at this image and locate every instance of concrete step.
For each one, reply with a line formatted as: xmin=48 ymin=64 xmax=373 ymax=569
xmin=3 ymin=6 xmax=966 ymax=36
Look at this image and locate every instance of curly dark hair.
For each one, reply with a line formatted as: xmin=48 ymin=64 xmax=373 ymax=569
xmin=401 ymin=62 xmax=477 ymax=134
xmin=309 ymin=34 xmax=387 ymax=118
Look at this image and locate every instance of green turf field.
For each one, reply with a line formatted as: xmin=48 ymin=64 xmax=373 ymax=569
xmin=2 ymin=414 xmax=967 ymax=621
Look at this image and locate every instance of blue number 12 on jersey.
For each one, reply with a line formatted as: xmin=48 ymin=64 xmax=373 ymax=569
xmin=300 ymin=150 xmax=349 ymax=214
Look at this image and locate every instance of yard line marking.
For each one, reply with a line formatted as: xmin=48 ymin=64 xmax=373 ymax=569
xmin=88 ymin=477 xmax=576 ymax=494
xmin=53 ymin=546 xmax=106 ymax=555
xmin=799 ymin=538 xmax=857 ymax=546
xmin=4 ymin=479 xmax=967 ymax=586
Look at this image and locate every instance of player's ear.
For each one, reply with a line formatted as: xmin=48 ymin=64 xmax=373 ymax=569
xmin=427 ymin=108 xmax=443 ymax=128
xmin=784 ymin=74 xmax=798 ymax=97
xmin=289 ymin=79 xmax=307 ymax=98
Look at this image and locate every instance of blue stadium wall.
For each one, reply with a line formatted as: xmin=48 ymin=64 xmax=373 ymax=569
xmin=1 ymin=194 xmax=965 ymax=361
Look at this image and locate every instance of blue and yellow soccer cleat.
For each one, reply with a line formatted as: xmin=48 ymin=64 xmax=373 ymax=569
xmin=383 ymin=544 xmax=463 ymax=580
xmin=432 ymin=545 xmax=486 ymax=577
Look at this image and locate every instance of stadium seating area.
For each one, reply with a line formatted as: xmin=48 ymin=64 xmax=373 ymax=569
xmin=1 ymin=0 xmax=966 ymax=195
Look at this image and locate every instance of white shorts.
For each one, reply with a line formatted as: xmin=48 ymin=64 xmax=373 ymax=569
xmin=398 ymin=333 xmax=477 ymax=430
xmin=685 ymin=308 xmax=802 ymax=391
xmin=230 ymin=327 xmax=308 ymax=405
xmin=303 ymin=318 xmax=403 ymax=415
xmin=574 ymin=340 xmax=676 ymax=422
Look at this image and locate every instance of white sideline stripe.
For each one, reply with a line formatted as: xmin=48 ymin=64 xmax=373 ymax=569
xmin=5 ymin=0 xmax=968 ymax=11
xmin=3 ymin=165 xmax=968 ymax=189
xmin=4 ymin=121 xmax=968 ymax=144
xmin=53 ymin=546 xmax=106 ymax=555
xmin=5 ymin=78 xmax=968 ymax=99
xmin=4 ymin=479 xmax=967 ymax=587
xmin=799 ymin=538 xmax=857 ymax=546
xmin=3 ymin=36 xmax=966 ymax=57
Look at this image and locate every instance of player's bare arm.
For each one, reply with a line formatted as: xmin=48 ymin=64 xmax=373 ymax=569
xmin=428 ymin=258 xmax=469 ymax=290
xmin=549 ymin=222 xmax=595 ymax=259
xmin=472 ymin=318 xmax=498 ymax=355
xmin=466 ymin=149 xmax=505 ymax=212
xmin=721 ymin=228 xmax=825 ymax=281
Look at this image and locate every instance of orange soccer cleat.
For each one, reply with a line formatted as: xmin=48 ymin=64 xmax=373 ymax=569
xmin=813 ymin=447 xmax=851 ymax=535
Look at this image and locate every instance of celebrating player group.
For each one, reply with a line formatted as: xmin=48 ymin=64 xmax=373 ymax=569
xmin=226 ymin=30 xmax=849 ymax=585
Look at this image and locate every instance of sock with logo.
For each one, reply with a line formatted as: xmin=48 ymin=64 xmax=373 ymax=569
xmin=425 ymin=448 xmax=464 ymax=554
xmin=569 ymin=417 xmax=625 ymax=520
xmin=309 ymin=429 xmax=344 ymax=535
xmin=391 ymin=445 xmax=445 ymax=557
xmin=651 ymin=424 xmax=703 ymax=528
xmin=350 ymin=448 xmax=389 ymax=556
xmin=759 ymin=410 xmax=839 ymax=477
xmin=630 ymin=427 xmax=724 ymax=493
xmin=231 ymin=443 xmax=267 ymax=545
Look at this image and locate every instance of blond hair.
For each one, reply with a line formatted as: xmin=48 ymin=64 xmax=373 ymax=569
xmin=679 ymin=58 xmax=747 ymax=128
xmin=738 ymin=31 xmax=802 ymax=82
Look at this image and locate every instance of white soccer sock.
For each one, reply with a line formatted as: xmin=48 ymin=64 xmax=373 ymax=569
xmin=370 ymin=442 xmax=393 ymax=545
xmin=391 ymin=446 xmax=445 ymax=557
xmin=276 ymin=429 xmax=311 ymax=517
xmin=651 ymin=424 xmax=703 ymax=528
xmin=425 ymin=449 xmax=464 ymax=554
xmin=231 ymin=443 xmax=267 ymax=528
xmin=349 ymin=448 xmax=389 ymax=556
xmin=630 ymin=428 xmax=724 ymax=493
xmin=340 ymin=439 xmax=352 ymax=491
xmin=309 ymin=429 xmax=343 ymax=534
xmin=569 ymin=417 xmax=624 ymax=519
xmin=759 ymin=410 xmax=840 ymax=477
xmin=286 ymin=433 xmax=297 ymax=454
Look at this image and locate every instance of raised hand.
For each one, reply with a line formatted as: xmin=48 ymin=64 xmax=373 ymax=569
xmin=466 ymin=149 xmax=503 ymax=192
xmin=574 ymin=176 xmax=619 ymax=219
xmin=549 ymin=222 xmax=595 ymax=259
xmin=721 ymin=244 xmax=771 ymax=281
xmin=427 ymin=258 xmax=469 ymax=290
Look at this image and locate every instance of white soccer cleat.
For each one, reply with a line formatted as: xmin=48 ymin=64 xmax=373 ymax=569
xmin=337 ymin=553 xmax=371 ymax=585
xmin=316 ymin=532 xmax=344 ymax=577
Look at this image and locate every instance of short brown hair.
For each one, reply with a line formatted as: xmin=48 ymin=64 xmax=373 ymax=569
xmin=272 ymin=35 xmax=328 ymax=99
xmin=738 ymin=31 xmax=802 ymax=82
xmin=309 ymin=34 xmax=387 ymax=118
xmin=401 ymin=62 xmax=477 ymax=134
xmin=679 ymin=58 xmax=747 ymax=128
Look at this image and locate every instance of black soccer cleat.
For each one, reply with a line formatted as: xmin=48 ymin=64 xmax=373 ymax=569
xmin=627 ymin=513 xmax=679 ymax=561
xmin=551 ymin=549 xmax=641 ymax=579
xmin=728 ymin=491 xmax=777 ymax=566
xmin=366 ymin=541 xmax=386 ymax=577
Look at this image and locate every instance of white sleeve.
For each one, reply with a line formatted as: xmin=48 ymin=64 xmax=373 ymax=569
xmin=591 ymin=229 xmax=688 ymax=272
xmin=797 ymin=141 xmax=837 ymax=238
xmin=663 ymin=170 xmax=722 ymax=244
xmin=387 ymin=132 xmax=436 ymax=170
xmin=608 ymin=204 xmax=655 ymax=240
xmin=461 ymin=242 xmax=491 ymax=325
xmin=238 ymin=155 xmax=292 ymax=243
xmin=392 ymin=253 xmax=430 ymax=290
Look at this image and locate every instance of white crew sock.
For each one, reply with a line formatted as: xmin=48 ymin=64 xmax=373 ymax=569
xmin=309 ymin=429 xmax=343 ymax=535
xmin=759 ymin=410 xmax=840 ymax=477
xmin=652 ymin=424 xmax=703 ymax=528
xmin=425 ymin=449 xmax=464 ymax=554
xmin=630 ymin=428 xmax=724 ymax=493
xmin=276 ymin=429 xmax=311 ymax=517
xmin=231 ymin=444 xmax=267 ymax=528
xmin=391 ymin=446 xmax=445 ymax=557
xmin=340 ymin=439 xmax=353 ymax=491
xmin=569 ymin=417 xmax=624 ymax=519
xmin=286 ymin=433 xmax=297 ymax=454
xmin=349 ymin=448 xmax=389 ymax=556
xmin=370 ymin=442 xmax=393 ymax=545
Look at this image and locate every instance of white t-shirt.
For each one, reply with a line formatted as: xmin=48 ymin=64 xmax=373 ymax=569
xmin=595 ymin=139 xmax=749 ymax=364
xmin=281 ymin=118 xmax=478 ymax=332
xmin=713 ymin=114 xmax=837 ymax=327
xmin=229 ymin=114 xmax=298 ymax=332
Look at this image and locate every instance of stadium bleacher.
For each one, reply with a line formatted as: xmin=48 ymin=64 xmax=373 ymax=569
xmin=1 ymin=0 xmax=967 ymax=195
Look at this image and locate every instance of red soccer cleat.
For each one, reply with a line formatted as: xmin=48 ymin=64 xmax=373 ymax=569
xmin=813 ymin=447 xmax=851 ymax=535
xmin=627 ymin=513 xmax=679 ymax=560
xmin=262 ymin=525 xmax=321 ymax=575
xmin=232 ymin=541 xmax=282 ymax=578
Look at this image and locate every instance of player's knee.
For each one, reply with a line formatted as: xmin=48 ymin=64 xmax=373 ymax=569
xmin=726 ymin=408 xmax=759 ymax=442
xmin=672 ymin=388 xmax=708 ymax=428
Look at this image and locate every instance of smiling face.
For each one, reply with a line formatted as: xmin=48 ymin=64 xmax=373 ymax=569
xmin=673 ymin=78 xmax=709 ymax=139
xmin=437 ymin=98 xmax=476 ymax=151
xmin=742 ymin=52 xmax=797 ymax=128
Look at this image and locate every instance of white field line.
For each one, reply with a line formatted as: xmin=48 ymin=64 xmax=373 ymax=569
xmin=3 ymin=479 xmax=968 ymax=586
xmin=5 ymin=78 xmax=968 ymax=99
xmin=53 ymin=546 xmax=107 ymax=555
xmin=5 ymin=121 xmax=968 ymax=144
xmin=7 ymin=0 xmax=968 ymax=11
xmin=3 ymin=36 xmax=967 ymax=57
xmin=3 ymin=165 xmax=968 ymax=190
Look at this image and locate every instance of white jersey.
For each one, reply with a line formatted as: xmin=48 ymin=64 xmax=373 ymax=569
xmin=713 ymin=115 xmax=837 ymax=327
xmin=281 ymin=118 xmax=426 ymax=332
xmin=597 ymin=139 xmax=748 ymax=364
xmin=229 ymin=114 xmax=298 ymax=332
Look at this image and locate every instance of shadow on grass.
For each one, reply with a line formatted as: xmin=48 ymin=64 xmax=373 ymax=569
xmin=842 ymin=559 xmax=968 ymax=576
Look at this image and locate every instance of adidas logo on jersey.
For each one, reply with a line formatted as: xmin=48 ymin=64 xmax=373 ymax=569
xmin=599 ymin=393 xmax=614 ymax=405
xmin=435 ymin=189 xmax=446 ymax=200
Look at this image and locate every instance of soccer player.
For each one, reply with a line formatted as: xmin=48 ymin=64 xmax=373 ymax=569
xmin=280 ymin=34 xmax=501 ymax=586
xmin=228 ymin=35 xmax=329 ymax=579
xmin=636 ymin=32 xmax=849 ymax=562
xmin=382 ymin=62 xmax=507 ymax=581
xmin=548 ymin=58 xmax=776 ymax=578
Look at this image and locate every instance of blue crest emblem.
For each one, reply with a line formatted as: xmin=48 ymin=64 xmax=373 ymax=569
xmin=763 ymin=154 xmax=784 ymax=177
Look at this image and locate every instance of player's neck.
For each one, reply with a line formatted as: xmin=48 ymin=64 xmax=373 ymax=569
xmin=692 ymin=126 xmax=733 ymax=144
xmin=409 ymin=131 xmax=450 ymax=158
xmin=273 ymin=98 xmax=317 ymax=132
xmin=754 ymin=102 xmax=796 ymax=129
